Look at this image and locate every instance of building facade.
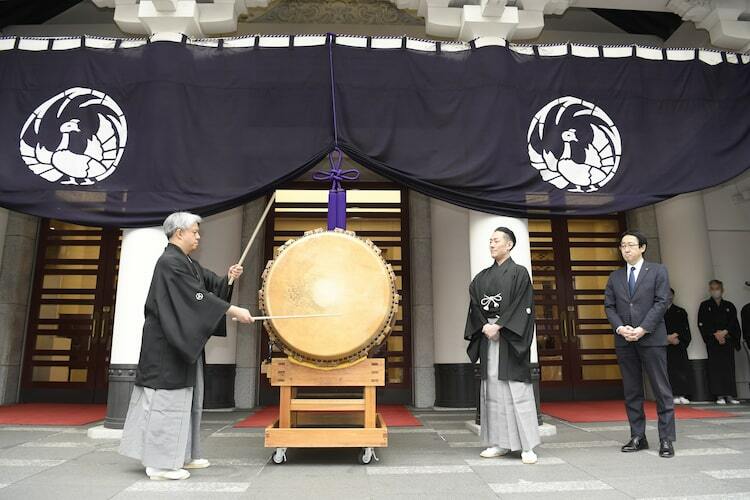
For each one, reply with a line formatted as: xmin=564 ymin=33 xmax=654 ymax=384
xmin=0 ymin=1 xmax=749 ymax=426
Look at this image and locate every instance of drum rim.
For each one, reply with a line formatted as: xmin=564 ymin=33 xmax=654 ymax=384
xmin=259 ymin=228 xmax=400 ymax=368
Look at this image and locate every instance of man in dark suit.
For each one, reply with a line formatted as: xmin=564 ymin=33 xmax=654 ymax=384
xmin=604 ymin=230 xmax=675 ymax=458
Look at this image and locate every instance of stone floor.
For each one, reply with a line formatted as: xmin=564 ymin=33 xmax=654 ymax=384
xmin=0 ymin=404 xmax=750 ymax=499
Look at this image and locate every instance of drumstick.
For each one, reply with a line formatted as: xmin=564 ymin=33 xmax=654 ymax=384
xmin=232 ymin=312 xmax=342 ymax=322
xmin=228 ymin=192 xmax=276 ymax=285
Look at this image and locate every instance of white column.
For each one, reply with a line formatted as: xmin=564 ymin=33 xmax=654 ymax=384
xmin=96 ymin=226 xmax=167 ymax=434
xmin=468 ymin=212 xmax=537 ymax=363
xmin=110 ymin=227 xmax=167 ymax=365
xmin=431 ymin=200 xmax=471 ymax=364
xmin=655 ymin=193 xmax=712 ymax=361
xmin=191 ymin=207 xmax=242 ymax=365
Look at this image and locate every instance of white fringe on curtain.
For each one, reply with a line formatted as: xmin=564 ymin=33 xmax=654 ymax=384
xmin=0 ymin=33 xmax=747 ymax=65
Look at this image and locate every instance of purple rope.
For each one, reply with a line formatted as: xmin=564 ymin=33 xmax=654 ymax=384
xmin=328 ymin=33 xmax=339 ymax=146
xmin=314 ymin=36 xmax=358 ymax=230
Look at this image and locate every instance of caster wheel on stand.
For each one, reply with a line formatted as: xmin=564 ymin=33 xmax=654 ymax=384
xmin=358 ymin=447 xmax=378 ymax=465
xmin=271 ymin=447 xmax=287 ymax=464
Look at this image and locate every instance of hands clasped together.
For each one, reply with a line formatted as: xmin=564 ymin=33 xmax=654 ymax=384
xmin=713 ymin=329 xmax=729 ymax=345
xmin=482 ymin=323 xmax=502 ymax=341
xmin=617 ymin=325 xmax=646 ymax=342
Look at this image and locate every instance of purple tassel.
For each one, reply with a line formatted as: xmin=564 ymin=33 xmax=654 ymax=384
xmin=334 ymin=189 xmax=347 ymax=229
xmin=327 ymin=189 xmax=339 ymax=230
xmin=312 ymin=149 xmax=359 ymax=231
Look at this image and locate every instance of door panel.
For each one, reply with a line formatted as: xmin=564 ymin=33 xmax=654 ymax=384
xmin=21 ymin=220 xmax=120 ymax=403
xmin=532 ymin=216 xmax=625 ymax=401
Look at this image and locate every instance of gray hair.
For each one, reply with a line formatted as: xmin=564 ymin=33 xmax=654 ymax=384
xmin=163 ymin=212 xmax=202 ymax=238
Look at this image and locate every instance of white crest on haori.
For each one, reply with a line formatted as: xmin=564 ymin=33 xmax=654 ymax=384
xmin=527 ymin=96 xmax=621 ymax=193
xmin=19 ymin=87 xmax=128 ymax=186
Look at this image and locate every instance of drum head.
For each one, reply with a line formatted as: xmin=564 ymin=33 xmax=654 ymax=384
xmin=260 ymin=229 xmax=399 ymax=368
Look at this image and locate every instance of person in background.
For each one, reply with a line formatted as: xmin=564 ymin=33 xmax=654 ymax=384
xmin=741 ymin=300 xmax=750 ymax=351
xmin=698 ymin=280 xmax=741 ymax=405
xmin=664 ymin=288 xmax=692 ymax=404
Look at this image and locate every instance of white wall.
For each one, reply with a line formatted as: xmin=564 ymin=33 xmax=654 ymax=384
xmin=430 ymin=200 xmax=471 ymax=364
xmin=701 ymin=170 xmax=750 ymax=398
xmin=191 ymin=207 xmax=243 ymax=365
xmin=110 ymin=227 xmax=166 ymax=365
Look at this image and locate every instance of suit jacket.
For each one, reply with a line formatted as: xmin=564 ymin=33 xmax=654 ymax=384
xmin=604 ymin=261 xmax=671 ymax=348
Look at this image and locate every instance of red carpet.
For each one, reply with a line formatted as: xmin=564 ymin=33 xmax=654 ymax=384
xmin=234 ymin=405 xmax=279 ymax=427
xmin=235 ymin=404 xmax=422 ymax=428
xmin=541 ymin=400 xmax=736 ymax=423
xmin=0 ymin=403 xmax=106 ymax=426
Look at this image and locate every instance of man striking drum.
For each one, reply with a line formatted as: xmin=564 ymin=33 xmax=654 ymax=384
xmin=465 ymin=227 xmax=540 ymax=464
xmin=119 ymin=212 xmax=254 ymax=480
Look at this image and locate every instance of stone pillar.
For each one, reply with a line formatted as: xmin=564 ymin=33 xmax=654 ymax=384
xmin=234 ymin=199 xmax=268 ymax=409
xmin=410 ymin=191 xmax=435 ymax=408
xmin=468 ymin=213 xmax=541 ymax=423
xmin=192 ymin=207 xmax=243 ymax=409
xmin=0 ymin=208 xmax=8 ymax=269
xmin=105 ymin=227 xmax=166 ymax=429
xmin=430 ymin=200 xmax=474 ymax=407
xmin=655 ymin=193 xmax=713 ymax=401
xmin=626 ymin=205 xmax=662 ymax=263
xmin=0 ymin=212 xmax=38 ymax=404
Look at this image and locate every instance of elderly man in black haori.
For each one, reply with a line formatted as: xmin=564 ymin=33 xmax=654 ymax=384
xmin=119 ymin=212 xmax=255 ymax=481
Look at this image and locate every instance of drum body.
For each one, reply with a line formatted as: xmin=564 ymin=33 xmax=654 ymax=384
xmin=259 ymin=228 xmax=399 ymax=369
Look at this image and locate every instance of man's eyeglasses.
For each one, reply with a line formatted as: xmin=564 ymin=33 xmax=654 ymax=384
xmin=619 ymin=243 xmax=641 ymax=249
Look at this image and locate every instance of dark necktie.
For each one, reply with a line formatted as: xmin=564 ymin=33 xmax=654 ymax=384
xmin=628 ymin=266 xmax=636 ymax=296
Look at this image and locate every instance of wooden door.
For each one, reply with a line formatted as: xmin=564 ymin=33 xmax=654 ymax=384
xmin=532 ymin=216 xmax=626 ymax=401
xmin=20 ymin=220 xmax=120 ymax=403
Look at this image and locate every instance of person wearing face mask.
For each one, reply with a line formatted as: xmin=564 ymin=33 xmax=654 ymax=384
xmin=698 ymin=280 xmax=742 ymax=405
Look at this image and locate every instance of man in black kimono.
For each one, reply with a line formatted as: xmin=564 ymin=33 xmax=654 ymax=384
xmin=119 ymin=212 xmax=254 ymax=481
xmin=698 ymin=280 xmax=741 ymax=405
xmin=465 ymin=227 xmax=539 ymax=464
xmin=664 ymin=289 xmax=692 ymax=404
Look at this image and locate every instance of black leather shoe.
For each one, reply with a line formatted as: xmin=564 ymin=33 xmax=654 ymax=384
xmin=659 ymin=439 xmax=674 ymax=458
xmin=621 ymin=436 xmax=649 ymax=452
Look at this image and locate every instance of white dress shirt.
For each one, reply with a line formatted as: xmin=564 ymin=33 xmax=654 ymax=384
xmin=616 ymin=258 xmax=645 ymax=335
xmin=627 ymin=258 xmax=644 ymax=283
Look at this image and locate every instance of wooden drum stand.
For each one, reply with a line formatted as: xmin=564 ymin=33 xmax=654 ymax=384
xmin=262 ymin=357 xmax=388 ymax=465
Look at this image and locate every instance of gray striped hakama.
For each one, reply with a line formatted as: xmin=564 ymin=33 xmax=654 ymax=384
xmin=119 ymin=355 xmax=204 ymax=470
xmin=480 ymin=338 xmax=540 ymax=452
